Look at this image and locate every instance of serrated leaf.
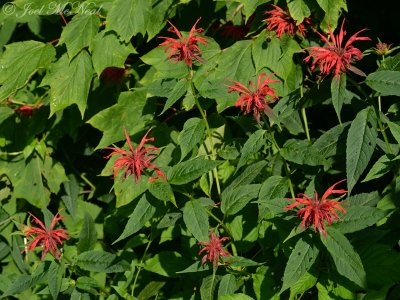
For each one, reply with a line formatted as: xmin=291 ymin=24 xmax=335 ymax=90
xmin=281 ymin=139 xmax=327 ymax=166
xmin=58 ymin=14 xmax=100 ymax=59
xmin=346 ymin=108 xmax=377 ymax=193
xmin=289 ymin=272 xmax=318 ymax=300
xmin=143 ymin=251 xmax=189 ymax=277
xmin=114 ymin=194 xmax=156 ymax=243
xmin=387 ymin=120 xmax=400 ymax=144
xmin=183 ymin=199 xmax=209 ymax=242
xmin=312 ymin=122 xmax=350 ymax=158
xmin=237 ymin=129 xmax=265 ymax=170
xmin=221 ymin=184 xmax=261 ymax=216
xmin=76 ymin=250 xmax=130 ymax=273
xmin=366 ymin=70 xmax=400 ymax=96
xmin=76 ymin=276 xmax=101 ymax=294
xmin=61 ymin=175 xmax=79 ymax=219
xmin=77 ymin=213 xmax=97 ymax=253
xmin=222 ymin=256 xmax=261 ymax=267
xmin=13 ymin=156 xmax=48 ymax=208
xmin=331 ymin=74 xmax=346 ymax=123
xmin=176 ymin=261 xmax=210 ymax=274
xmin=281 ymin=237 xmax=319 ymax=292
xmin=200 ymin=274 xmax=220 ymax=300
xmin=167 ymin=156 xmax=223 ymax=185
xmin=287 ymin=0 xmax=311 ymax=24
xmin=321 ymin=227 xmax=366 ymax=288
xmin=44 ymin=51 xmax=93 ymax=118
xmin=219 ymin=294 xmax=254 ymax=300
xmin=107 ymin=0 xmax=150 ymax=42
xmin=160 ymin=78 xmax=189 ymax=115
xmin=91 ymin=31 xmax=136 ymax=76
xmin=1 ymin=274 xmax=44 ymax=298
xmin=215 ymin=40 xmax=255 ymax=83
xmin=362 ymin=154 xmax=398 ymax=182
xmin=0 ymin=41 xmax=55 ymax=100
xmin=149 ymin=179 xmax=176 ymax=207
xmin=345 ymin=191 xmax=380 ymax=206
xmin=331 ymin=205 xmax=387 ymax=233
xmin=48 ymin=261 xmax=63 ymax=300
xmin=218 ymin=274 xmax=236 ymax=297
xmin=137 ymin=281 xmax=166 ymax=300
xmin=88 ymin=91 xmax=154 ymax=149
xmin=178 ymin=118 xmax=206 ymax=160
xmin=258 ymin=176 xmax=288 ymax=217
xmin=227 ymin=161 xmax=267 ymax=192
xmin=0 ymin=107 xmax=14 ymax=125
xmin=316 ymin=0 xmax=346 ymax=30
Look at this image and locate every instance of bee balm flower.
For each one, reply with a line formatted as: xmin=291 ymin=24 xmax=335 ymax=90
xmin=227 ymin=73 xmax=279 ymax=122
xmin=284 ymin=179 xmax=348 ymax=237
xmin=198 ymin=231 xmax=230 ymax=268
xmin=304 ymin=20 xmax=371 ymax=77
xmin=159 ymin=18 xmax=208 ymax=67
xmin=104 ymin=128 xmax=166 ymax=183
xmin=23 ymin=210 xmax=69 ymax=260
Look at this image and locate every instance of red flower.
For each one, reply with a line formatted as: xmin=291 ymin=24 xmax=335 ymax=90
xmin=198 ymin=231 xmax=230 ymax=267
xmin=23 ymin=210 xmax=69 ymax=260
xmin=227 ymin=73 xmax=279 ymax=122
xmin=304 ymin=20 xmax=371 ymax=77
xmin=284 ymin=179 xmax=348 ymax=237
xmin=264 ymin=5 xmax=311 ymax=38
xmin=100 ymin=67 xmax=127 ymax=84
xmin=104 ymin=128 xmax=166 ymax=182
xmin=159 ymin=18 xmax=208 ymax=67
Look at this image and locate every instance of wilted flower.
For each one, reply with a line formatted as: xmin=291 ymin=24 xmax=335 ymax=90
xmin=198 ymin=231 xmax=230 ymax=268
xmin=23 ymin=210 xmax=69 ymax=260
xmin=264 ymin=5 xmax=311 ymax=38
xmin=227 ymin=73 xmax=279 ymax=122
xmin=159 ymin=18 xmax=208 ymax=67
xmin=104 ymin=128 xmax=166 ymax=182
xmin=100 ymin=67 xmax=127 ymax=84
xmin=284 ymin=179 xmax=348 ymax=237
xmin=304 ymin=20 xmax=371 ymax=77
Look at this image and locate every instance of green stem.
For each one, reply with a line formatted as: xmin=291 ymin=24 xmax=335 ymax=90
xmin=131 ymin=236 xmax=152 ymax=297
xmin=377 ymin=114 xmax=393 ymax=154
xmin=210 ymin=266 xmax=217 ymax=300
xmin=189 ymin=71 xmax=221 ymax=197
xmin=300 ymin=86 xmax=310 ymax=142
xmin=378 ymin=95 xmax=382 ymax=112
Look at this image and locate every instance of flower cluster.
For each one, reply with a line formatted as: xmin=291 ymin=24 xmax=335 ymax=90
xmin=198 ymin=231 xmax=230 ymax=268
xmin=159 ymin=18 xmax=208 ymax=67
xmin=304 ymin=20 xmax=371 ymax=77
xmin=105 ymin=128 xmax=166 ymax=183
xmin=23 ymin=211 xmax=69 ymax=260
xmin=227 ymin=73 xmax=279 ymax=122
xmin=264 ymin=5 xmax=312 ymax=38
xmin=284 ymin=179 xmax=348 ymax=237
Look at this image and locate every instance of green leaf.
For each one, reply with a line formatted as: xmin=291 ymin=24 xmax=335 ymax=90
xmin=362 ymin=154 xmax=398 ymax=182
xmin=281 ymin=237 xmax=319 ymax=292
xmin=42 ymin=156 xmax=68 ymax=194
xmin=114 ymin=194 xmax=156 ymax=243
xmin=281 ymin=139 xmax=327 ymax=166
xmin=321 ymin=227 xmax=366 ymax=288
xmin=227 ymin=161 xmax=268 ymax=192
xmin=200 ymin=274 xmax=220 ymax=300
xmin=222 ymin=256 xmax=261 ymax=268
xmin=91 ymin=31 xmax=136 ymax=76
xmin=143 ymin=251 xmax=189 ymax=277
xmin=237 ymin=129 xmax=265 ymax=170
xmin=1 ymin=274 xmax=44 ymax=298
xmin=218 ymin=274 xmax=236 ymax=297
xmin=137 ymin=281 xmax=166 ymax=300
xmin=0 ymin=107 xmax=14 ymax=125
xmin=76 ymin=250 xmax=130 ymax=273
xmin=215 ymin=40 xmax=255 ymax=83
xmin=331 ymin=74 xmax=346 ymax=123
xmin=221 ymin=184 xmax=261 ymax=216
xmin=160 ymin=78 xmax=189 ymax=115
xmin=13 ymin=156 xmax=48 ymax=208
xmin=366 ymin=70 xmax=400 ymax=96
xmin=316 ymin=0 xmax=347 ymax=30
xmin=219 ymin=294 xmax=254 ymax=300
xmin=287 ymin=0 xmax=311 ymax=24
xmin=240 ymin=0 xmax=270 ymax=22
xmin=77 ymin=213 xmax=97 ymax=253
xmin=88 ymin=91 xmax=154 ymax=149
xmin=76 ymin=276 xmax=101 ymax=294
xmin=48 ymin=261 xmax=63 ymax=300
xmin=387 ymin=120 xmax=400 ymax=144
xmin=183 ymin=199 xmax=209 ymax=242
xmin=107 ymin=0 xmax=150 ymax=42
xmin=167 ymin=157 xmax=223 ymax=185
xmin=331 ymin=206 xmax=386 ymax=234
xmin=58 ymin=14 xmax=100 ymax=59
xmin=43 ymin=51 xmax=93 ymax=118
xmin=346 ymin=107 xmax=377 ymax=193
xmin=345 ymin=191 xmax=380 ymax=206
xmin=114 ymin=175 xmax=149 ymax=208
xmin=312 ymin=122 xmax=349 ymax=158
xmin=145 ymin=0 xmax=175 ymax=40
xmin=149 ymin=179 xmax=176 ymax=207
xmin=289 ymin=272 xmax=318 ymax=300
xmin=178 ymin=118 xmax=206 ymax=160
xmin=0 ymin=41 xmax=55 ymax=100
xmin=258 ymin=176 xmax=289 ymax=217
xmin=61 ymin=175 xmax=79 ymax=219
